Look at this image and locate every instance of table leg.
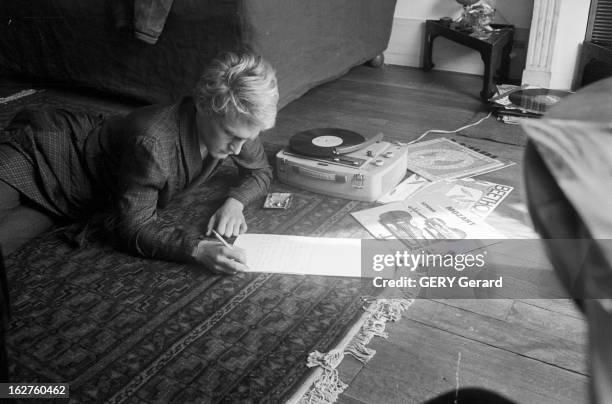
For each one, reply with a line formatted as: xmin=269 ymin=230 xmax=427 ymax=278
xmin=480 ymin=48 xmax=502 ymax=100
xmin=500 ymin=38 xmax=514 ymax=84
xmin=423 ymin=32 xmax=437 ymax=71
xmin=480 ymin=49 xmax=493 ymax=100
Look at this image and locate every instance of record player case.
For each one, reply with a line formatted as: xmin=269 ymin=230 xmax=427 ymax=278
xmin=276 ymin=141 xmax=408 ymax=202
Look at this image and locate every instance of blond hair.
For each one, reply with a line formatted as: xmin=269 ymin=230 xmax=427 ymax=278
xmin=194 ymin=51 xmax=279 ymax=130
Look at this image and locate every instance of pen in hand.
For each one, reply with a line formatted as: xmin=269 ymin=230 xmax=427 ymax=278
xmin=211 ymin=229 xmax=249 ymax=272
xmin=211 ymin=229 xmax=233 ymax=249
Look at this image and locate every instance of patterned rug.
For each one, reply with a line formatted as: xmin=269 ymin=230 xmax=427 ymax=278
xmin=1 ymin=90 xmax=382 ymax=402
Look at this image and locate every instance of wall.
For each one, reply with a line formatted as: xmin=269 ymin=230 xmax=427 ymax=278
xmin=385 ymin=0 xmax=534 ymax=81
xmin=548 ymin=0 xmax=590 ymax=89
xmin=521 ymin=0 xmax=591 ymax=90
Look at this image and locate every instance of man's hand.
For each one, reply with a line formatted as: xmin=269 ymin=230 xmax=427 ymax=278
xmin=193 ymin=239 xmax=248 ymax=274
xmin=207 ymin=197 xmax=247 ymax=237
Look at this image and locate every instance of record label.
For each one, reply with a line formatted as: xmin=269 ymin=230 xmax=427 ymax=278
xmin=312 ymin=135 xmax=344 ymax=147
xmin=533 ymin=94 xmax=563 ymax=105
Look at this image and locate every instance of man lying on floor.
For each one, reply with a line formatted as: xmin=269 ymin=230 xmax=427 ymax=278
xmin=0 ymin=51 xmax=278 ymax=274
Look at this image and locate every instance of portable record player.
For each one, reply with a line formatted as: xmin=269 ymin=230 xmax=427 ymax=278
xmin=276 ymin=128 xmax=408 ymax=202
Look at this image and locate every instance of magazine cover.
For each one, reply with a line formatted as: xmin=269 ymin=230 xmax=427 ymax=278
xmin=414 ymin=177 xmax=513 ymax=219
xmin=351 ymin=199 xmax=505 ymax=244
xmin=405 ymin=138 xmax=504 ymax=180
xmin=377 ymin=174 xmax=513 ymax=220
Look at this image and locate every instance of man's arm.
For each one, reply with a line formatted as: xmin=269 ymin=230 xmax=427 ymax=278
xmin=207 ymin=137 xmax=272 ymax=237
xmin=227 ymin=137 xmax=273 ymax=206
xmin=114 ymin=136 xmax=202 ymax=262
xmin=114 ymin=135 xmax=249 ymax=274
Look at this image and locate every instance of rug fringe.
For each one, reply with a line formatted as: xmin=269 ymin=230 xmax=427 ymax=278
xmin=0 ymin=89 xmax=38 ymax=105
xmin=302 ymin=350 xmax=348 ymax=404
xmin=298 ymin=298 xmax=413 ymax=404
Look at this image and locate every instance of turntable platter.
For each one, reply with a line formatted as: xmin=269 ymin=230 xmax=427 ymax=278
xmin=289 ymin=128 xmax=366 ymax=158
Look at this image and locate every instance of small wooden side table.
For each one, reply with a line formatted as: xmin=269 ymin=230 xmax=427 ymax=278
xmin=422 ymin=19 xmax=515 ymax=100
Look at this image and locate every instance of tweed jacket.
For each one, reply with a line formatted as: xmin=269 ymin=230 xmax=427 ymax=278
xmin=0 ymin=97 xmax=272 ymax=263
xmin=86 ymin=97 xmax=272 ymax=262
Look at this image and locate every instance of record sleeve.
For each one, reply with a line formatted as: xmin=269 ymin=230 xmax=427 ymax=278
xmin=404 ymin=138 xmax=505 ymax=181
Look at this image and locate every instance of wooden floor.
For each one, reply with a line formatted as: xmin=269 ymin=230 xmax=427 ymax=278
xmin=2 ymin=65 xmax=589 ymax=403
xmin=265 ymin=65 xmax=589 ymax=404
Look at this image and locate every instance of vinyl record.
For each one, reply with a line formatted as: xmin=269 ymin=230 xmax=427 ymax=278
xmin=289 ymin=128 xmax=365 ymax=157
xmin=508 ymin=88 xmax=571 ymax=113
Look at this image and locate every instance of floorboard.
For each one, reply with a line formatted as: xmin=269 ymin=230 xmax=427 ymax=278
xmin=341 ymin=318 xmax=588 ymax=404
xmin=506 ymin=301 xmax=587 ymax=346
xmin=264 ymin=66 xmax=527 ymax=147
xmin=407 ymin=299 xmax=587 ymax=374
xmin=518 ymin=299 xmax=584 ymax=319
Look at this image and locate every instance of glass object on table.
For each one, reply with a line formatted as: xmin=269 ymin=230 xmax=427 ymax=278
xmin=454 ymin=0 xmax=496 ymax=38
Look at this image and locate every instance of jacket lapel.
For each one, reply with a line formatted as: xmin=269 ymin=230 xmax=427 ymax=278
xmin=177 ymin=97 xmax=223 ymax=192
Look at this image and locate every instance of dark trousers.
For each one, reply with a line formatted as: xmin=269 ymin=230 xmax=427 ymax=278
xmin=0 ymin=178 xmax=54 ymax=258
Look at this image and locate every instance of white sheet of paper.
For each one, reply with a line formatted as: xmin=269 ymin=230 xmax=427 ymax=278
xmin=233 ymin=234 xmax=362 ymax=277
